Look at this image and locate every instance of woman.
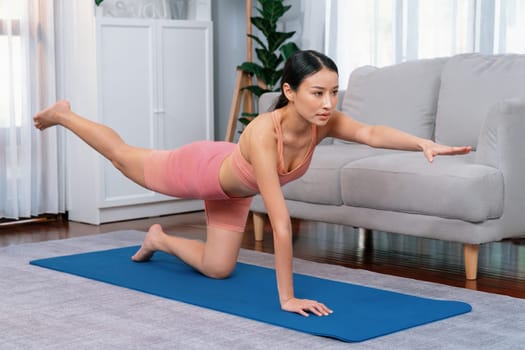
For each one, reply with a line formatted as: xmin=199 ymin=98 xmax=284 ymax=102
xmin=33 ymin=50 xmax=471 ymax=317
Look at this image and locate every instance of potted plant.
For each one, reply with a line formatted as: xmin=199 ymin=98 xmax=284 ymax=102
xmin=237 ymin=0 xmax=299 ymax=125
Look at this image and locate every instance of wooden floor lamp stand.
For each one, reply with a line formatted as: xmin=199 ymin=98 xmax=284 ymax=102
xmin=224 ymin=68 xmax=254 ymax=142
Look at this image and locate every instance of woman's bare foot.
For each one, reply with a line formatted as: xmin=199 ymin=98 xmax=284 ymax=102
xmin=131 ymin=224 xmax=165 ymax=262
xmin=33 ymin=100 xmax=71 ymax=130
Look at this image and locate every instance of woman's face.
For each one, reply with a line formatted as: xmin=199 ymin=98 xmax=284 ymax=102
xmin=284 ymin=67 xmax=339 ymax=126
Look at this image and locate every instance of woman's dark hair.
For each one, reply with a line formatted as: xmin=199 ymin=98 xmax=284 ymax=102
xmin=273 ymin=50 xmax=338 ymax=110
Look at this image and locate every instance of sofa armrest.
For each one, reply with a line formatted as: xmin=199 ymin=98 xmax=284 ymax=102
xmin=476 ymin=97 xmax=525 ymax=168
xmin=476 ymin=97 xmax=525 ymax=232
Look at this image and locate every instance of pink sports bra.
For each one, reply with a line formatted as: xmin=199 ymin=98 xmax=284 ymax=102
xmin=231 ymin=111 xmax=318 ymax=192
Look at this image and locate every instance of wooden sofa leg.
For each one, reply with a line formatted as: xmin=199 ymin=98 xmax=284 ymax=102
xmin=253 ymin=212 xmax=266 ymax=242
xmin=358 ymin=228 xmax=373 ymax=250
xmin=463 ymin=243 xmax=479 ymax=280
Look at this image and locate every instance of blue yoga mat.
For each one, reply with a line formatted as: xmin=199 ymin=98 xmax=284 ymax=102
xmin=30 ymin=246 xmax=471 ymax=342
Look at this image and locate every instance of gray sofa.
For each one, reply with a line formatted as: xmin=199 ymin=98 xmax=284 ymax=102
xmin=250 ymin=53 xmax=525 ymax=280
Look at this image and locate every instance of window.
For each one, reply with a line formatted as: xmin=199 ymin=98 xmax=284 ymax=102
xmin=494 ymin=0 xmax=525 ymax=53
xmin=0 ymin=0 xmax=65 ymax=220
xmin=0 ymin=1 xmax=22 ymax=128
xmin=323 ymin=0 xmax=525 ymax=85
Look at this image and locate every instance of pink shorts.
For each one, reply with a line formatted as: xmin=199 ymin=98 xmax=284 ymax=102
xmin=144 ymin=141 xmax=253 ymax=232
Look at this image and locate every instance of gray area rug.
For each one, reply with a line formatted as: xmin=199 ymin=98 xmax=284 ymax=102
xmin=1 ymin=230 xmax=524 ymax=349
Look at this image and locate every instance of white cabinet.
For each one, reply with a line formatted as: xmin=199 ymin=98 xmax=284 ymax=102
xmin=63 ymin=3 xmax=213 ymax=224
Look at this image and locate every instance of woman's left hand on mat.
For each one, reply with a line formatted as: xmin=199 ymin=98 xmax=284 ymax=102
xmin=282 ymin=297 xmax=333 ymax=317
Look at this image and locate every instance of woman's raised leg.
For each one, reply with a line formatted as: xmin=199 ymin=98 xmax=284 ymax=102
xmin=132 ymin=224 xmax=243 ymax=279
xmin=33 ymin=100 xmax=151 ymax=187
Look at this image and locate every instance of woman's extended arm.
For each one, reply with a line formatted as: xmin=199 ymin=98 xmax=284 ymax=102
xmin=327 ymin=111 xmax=471 ymax=162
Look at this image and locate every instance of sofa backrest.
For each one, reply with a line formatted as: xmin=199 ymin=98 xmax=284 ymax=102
xmin=435 ymin=53 xmax=525 ymax=148
xmin=258 ymin=91 xmax=280 ymax=113
xmin=340 ymin=57 xmax=448 ymax=140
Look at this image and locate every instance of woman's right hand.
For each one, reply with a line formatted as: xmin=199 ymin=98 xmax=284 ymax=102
xmin=281 ymin=297 xmax=333 ymax=317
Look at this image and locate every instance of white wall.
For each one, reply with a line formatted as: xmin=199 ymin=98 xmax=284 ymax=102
xmin=211 ymin=0 xmax=246 ymax=140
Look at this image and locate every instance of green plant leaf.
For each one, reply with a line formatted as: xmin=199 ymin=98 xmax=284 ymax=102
xmin=238 ymin=62 xmax=263 ymax=77
xmin=239 ymin=62 xmax=268 ymax=83
xmin=280 ymin=42 xmax=300 ymax=61
xmin=239 ymin=117 xmax=253 ymax=126
xmin=263 ymin=68 xmax=283 ymax=88
xmin=95 ymin=0 xmax=104 ymax=6
xmin=267 ymin=31 xmax=295 ymax=52
xmin=251 ymin=17 xmax=274 ymax=38
xmin=247 ymin=34 xmax=267 ymax=51
xmin=255 ymin=48 xmax=280 ymax=70
xmin=259 ymin=0 xmax=290 ymax=27
xmin=242 ymin=85 xmax=270 ymax=97
xmin=259 ymin=65 xmax=282 ymax=88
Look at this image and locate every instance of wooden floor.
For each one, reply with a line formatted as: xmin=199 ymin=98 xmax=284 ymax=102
xmin=2 ymin=211 xmax=525 ymax=299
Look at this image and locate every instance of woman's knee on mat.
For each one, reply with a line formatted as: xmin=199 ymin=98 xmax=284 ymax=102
xmin=201 ymin=261 xmax=235 ymax=279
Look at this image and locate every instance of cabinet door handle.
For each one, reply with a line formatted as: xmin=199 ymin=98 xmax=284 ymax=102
xmin=153 ymin=109 xmax=165 ymax=115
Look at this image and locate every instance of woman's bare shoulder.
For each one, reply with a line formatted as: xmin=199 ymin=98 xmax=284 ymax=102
xmin=249 ymin=111 xmax=273 ymax=127
xmin=239 ymin=112 xmax=277 ymax=156
xmin=242 ymin=112 xmax=274 ymax=138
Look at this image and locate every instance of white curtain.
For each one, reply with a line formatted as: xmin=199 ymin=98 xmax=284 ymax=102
xmin=301 ymin=0 xmax=525 ymax=86
xmin=0 ymin=0 xmax=65 ymax=219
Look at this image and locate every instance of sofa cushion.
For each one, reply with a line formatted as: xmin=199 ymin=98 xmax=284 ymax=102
xmin=281 ymin=144 xmax=399 ymax=205
xmin=435 ymin=53 xmax=525 ymax=148
xmin=340 ymin=57 xmax=447 ymax=141
xmin=340 ymin=152 xmax=503 ymax=222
